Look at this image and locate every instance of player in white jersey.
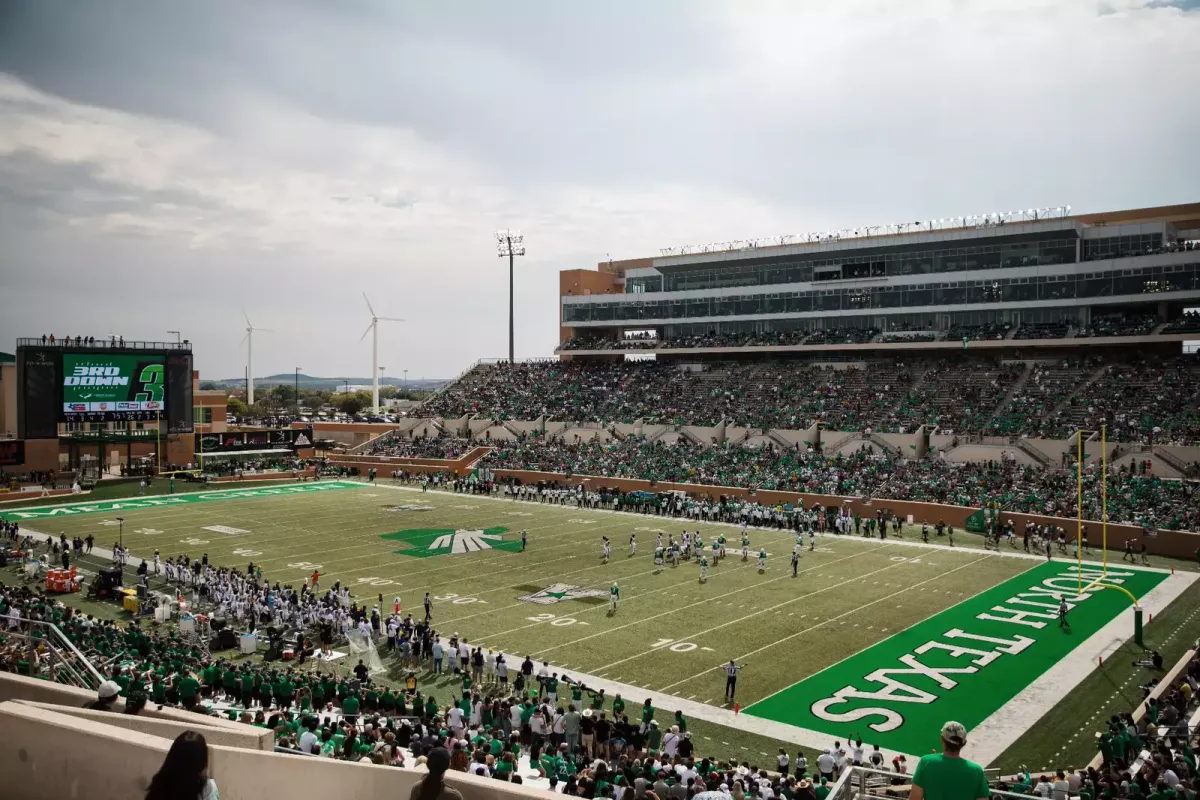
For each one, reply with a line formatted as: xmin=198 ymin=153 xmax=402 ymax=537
xmin=654 ymin=546 xmax=664 ymax=572
xmin=757 ymin=547 xmax=767 ymax=573
xmin=808 ymin=529 xmax=816 ymax=550
xmin=656 ymin=533 xmax=663 ymax=549
xmin=629 ymin=534 xmax=636 ymax=557
xmin=694 ymin=532 xmax=704 ymax=558
xmin=710 ymin=538 xmax=720 ymax=564
xmin=794 ymin=534 xmax=804 ymax=555
xmin=152 ymin=550 xmax=160 ymax=575
xmin=602 ymin=537 xmax=611 ymax=563
xmin=740 ymin=520 xmax=748 ymax=536
xmin=699 ymin=555 xmax=708 ymax=583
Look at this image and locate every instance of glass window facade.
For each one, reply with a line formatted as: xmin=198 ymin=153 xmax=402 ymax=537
xmin=1082 ymin=233 xmax=1164 ymax=261
xmin=639 ymin=235 xmax=1079 ymax=294
xmin=563 ymin=262 xmax=1200 ymax=323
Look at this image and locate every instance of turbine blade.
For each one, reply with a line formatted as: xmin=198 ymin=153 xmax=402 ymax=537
xmin=240 ymin=332 xmax=249 ymax=346
xmin=377 ymin=317 xmax=406 ymax=323
xmin=254 ymin=327 xmax=274 ymax=333
xmin=360 ymin=321 xmax=375 ymax=342
xmin=243 ymin=309 xmax=252 ymax=327
xmin=363 ymin=292 xmax=376 ymax=318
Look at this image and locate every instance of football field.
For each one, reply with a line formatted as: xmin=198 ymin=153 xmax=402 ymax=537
xmin=5 ymin=479 xmax=1192 ymax=764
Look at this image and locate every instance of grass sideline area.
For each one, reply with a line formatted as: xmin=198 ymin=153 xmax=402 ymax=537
xmin=990 ymin=575 xmax=1200 ymax=774
xmin=2 ymin=477 xmax=1195 ymax=766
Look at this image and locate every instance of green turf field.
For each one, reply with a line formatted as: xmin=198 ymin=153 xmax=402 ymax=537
xmin=3 ymin=478 xmax=1191 ymax=765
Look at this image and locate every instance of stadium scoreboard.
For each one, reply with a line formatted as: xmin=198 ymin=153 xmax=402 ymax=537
xmin=16 ymin=344 xmax=194 ymax=437
xmin=61 ymin=353 xmax=166 ymax=418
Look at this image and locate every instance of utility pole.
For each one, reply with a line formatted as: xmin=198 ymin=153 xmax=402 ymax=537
xmin=294 ymin=368 xmax=301 ymax=417
xmin=495 ymin=230 xmax=526 ymax=364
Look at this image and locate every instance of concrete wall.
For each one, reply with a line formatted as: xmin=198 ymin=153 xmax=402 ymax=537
xmin=0 ymin=702 xmax=559 ymax=800
xmin=942 ymin=444 xmax=1040 ymax=467
xmin=684 ymin=425 xmax=722 ymax=445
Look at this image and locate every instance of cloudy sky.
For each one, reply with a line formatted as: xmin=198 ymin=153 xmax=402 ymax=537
xmin=1 ymin=0 xmax=1197 ymax=381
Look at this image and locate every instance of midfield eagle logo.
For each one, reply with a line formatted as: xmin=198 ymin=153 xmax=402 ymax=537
xmin=380 ymin=526 xmax=520 ymax=559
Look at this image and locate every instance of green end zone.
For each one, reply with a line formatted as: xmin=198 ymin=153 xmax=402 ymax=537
xmin=743 ymin=562 xmax=1166 ymax=753
xmin=1 ymin=481 xmax=360 ymax=519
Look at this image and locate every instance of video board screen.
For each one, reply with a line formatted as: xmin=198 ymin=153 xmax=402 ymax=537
xmin=61 ymin=353 xmax=166 ymax=421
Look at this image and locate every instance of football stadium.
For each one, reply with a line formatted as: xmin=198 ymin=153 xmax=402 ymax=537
xmin=2 ymin=199 xmax=1200 ymax=800
xmin=2 ymin=7 xmax=1200 ymax=800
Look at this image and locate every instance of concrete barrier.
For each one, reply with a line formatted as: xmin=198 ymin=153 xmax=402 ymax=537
xmin=0 ymin=701 xmax=559 ymax=800
xmin=0 ymin=674 xmax=271 ymax=746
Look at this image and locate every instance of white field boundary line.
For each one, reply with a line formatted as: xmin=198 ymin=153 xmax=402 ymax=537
xmin=483 ymin=544 xmax=895 ymax=656
xmin=23 ymin=492 xmax=879 ymax=618
xmin=968 ymin=569 xmax=1199 ymax=768
xmin=0 ymin=479 xmax=363 ymax=514
xmin=656 ymin=554 xmax=992 ymax=691
xmin=372 ymin=482 xmax=1180 ymax=575
xmin=723 ymin=556 xmax=1042 ymax=711
xmin=17 ymin=489 xmax=690 ymax=598
xmin=463 ymin=555 xmax=990 ymax=764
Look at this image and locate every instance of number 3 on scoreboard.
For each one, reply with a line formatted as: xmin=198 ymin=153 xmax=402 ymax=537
xmin=135 ymin=364 xmax=165 ymax=403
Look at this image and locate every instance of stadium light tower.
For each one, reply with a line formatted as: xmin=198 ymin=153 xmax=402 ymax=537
xmin=495 ymin=230 xmax=525 ymax=363
xmin=360 ymin=293 xmax=404 ymax=412
xmin=241 ymin=312 xmax=272 ymax=406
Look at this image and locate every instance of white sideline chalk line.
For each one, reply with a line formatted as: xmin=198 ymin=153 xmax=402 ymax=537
xmin=968 ymin=569 xmax=1197 ymax=767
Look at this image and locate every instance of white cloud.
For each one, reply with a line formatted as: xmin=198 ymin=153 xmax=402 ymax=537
xmin=0 ymin=0 xmax=1197 ymax=380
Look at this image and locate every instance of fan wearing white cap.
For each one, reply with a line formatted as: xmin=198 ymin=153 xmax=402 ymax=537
xmin=909 ymin=721 xmax=989 ymax=800
xmin=84 ymin=680 xmax=122 ymax=712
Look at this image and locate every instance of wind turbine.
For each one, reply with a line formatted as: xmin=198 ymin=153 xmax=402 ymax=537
xmin=361 ymin=293 xmax=404 ymax=412
xmin=241 ymin=312 xmax=272 ymax=406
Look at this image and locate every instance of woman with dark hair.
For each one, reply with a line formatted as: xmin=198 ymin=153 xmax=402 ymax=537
xmin=145 ymin=731 xmax=218 ymax=800
xmin=410 ymin=746 xmax=463 ymax=800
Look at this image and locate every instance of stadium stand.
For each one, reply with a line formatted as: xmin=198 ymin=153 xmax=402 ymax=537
xmin=426 ymin=352 xmax=1200 ymax=444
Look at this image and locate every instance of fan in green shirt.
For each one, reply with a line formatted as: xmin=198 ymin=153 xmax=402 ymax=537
xmin=910 ymin=749 xmax=988 ymax=800
xmin=424 ymin=697 xmax=438 ymax=717
xmin=641 ymin=700 xmax=654 ymax=724
xmin=814 ymin=779 xmax=831 ymax=800
xmin=673 ymin=710 xmax=687 ymax=733
xmin=342 ymin=694 xmax=360 ymax=717
xmin=612 ymin=695 xmax=625 ymax=717
xmin=176 ymin=674 xmax=200 ymax=700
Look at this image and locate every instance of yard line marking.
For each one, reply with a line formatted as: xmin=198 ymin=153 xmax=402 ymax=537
xmin=586 ymin=550 xmax=924 ymax=674
xmin=521 ymin=546 xmax=895 ymax=662
xmin=658 ymin=554 xmax=994 ymax=693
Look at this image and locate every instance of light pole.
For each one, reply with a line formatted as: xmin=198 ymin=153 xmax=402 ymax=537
xmin=495 ymin=230 xmax=526 ymax=364
xmin=403 ymin=369 xmax=408 ymax=395
xmin=116 ymin=516 xmax=124 ymax=550
xmin=378 ymin=367 xmax=385 ymax=413
xmin=294 ymin=368 xmax=301 ymax=417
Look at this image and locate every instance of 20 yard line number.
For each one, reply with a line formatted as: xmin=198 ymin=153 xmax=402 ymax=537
xmin=651 ymin=638 xmax=714 ymax=653
xmin=526 ymin=613 xmax=587 ymax=626
xmin=434 ymin=593 xmax=487 ymax=605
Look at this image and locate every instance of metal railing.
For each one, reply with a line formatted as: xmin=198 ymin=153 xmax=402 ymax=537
xmin=831 ymin=766 xmax=1046 ymax=800
xmin=1 ymin=616 xmax=105 ymax=690
xmin=16 ymin=338 xmax=192 ymax=352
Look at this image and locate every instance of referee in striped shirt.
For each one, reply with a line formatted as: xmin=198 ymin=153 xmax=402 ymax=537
xmin=724 ymin=660 xmax=745 ymax=703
